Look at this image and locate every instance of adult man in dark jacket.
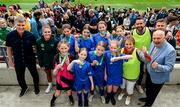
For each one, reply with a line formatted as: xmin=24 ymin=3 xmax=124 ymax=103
xmin=6 ymin=16 xmax=40 ymax=97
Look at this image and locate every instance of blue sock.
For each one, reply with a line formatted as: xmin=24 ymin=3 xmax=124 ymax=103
xmin=84 ymin=92 xmax=89 ymax=106
xmin=99 ymin=88 xmax=104 ymax=96
xmin=90 ymin=90 xmax=94 ymax=95
xmin=77 ymin=93 xmax=82 ymax=106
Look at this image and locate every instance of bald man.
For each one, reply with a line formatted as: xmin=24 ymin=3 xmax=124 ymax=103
xmin=141 ymin=30 xmax=176 ymax=107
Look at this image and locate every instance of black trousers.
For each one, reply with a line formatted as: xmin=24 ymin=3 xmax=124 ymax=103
xmin=137 ymin=61 xmax=144 ymax=85
xmin=145 ymin=73 xmax=164 ymax=106
xmin=15 ymin=63 xmax=39 ymax=90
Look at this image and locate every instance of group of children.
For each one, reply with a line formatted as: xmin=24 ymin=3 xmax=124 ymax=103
xmin=36 ymin=21 xmax=151 ymax=107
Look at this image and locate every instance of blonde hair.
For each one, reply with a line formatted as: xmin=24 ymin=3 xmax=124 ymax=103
xmin=57 ymin=41 xmax=70 ymax=48
xmin=109 ymin=40 xmax=120 ymax=57
xmin=115 ymin=25 xmax=124 ymax=31
xmin=124 ymin=35 xmax=135 ymax=45
xmin=0 ymin=18 xmax=6 ymax=23
xmin=96 ymin=41 xmax=106 ymax=49
xmin=98 ymin=21 xmax=107 ymax=27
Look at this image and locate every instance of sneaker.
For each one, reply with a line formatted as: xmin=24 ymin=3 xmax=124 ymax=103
xmin=19 ymin=88 xmax=29 ymax=97
xmin=34 ymin=88 xmax=40 ymax=95
xmin=78 ymin=101 xmax=83 ymax=107
xmin=100 ymin=96 xmax=105 ymax=104
xmin=111 ymin=96 xmax=116 ymax=105
xmin=88 ymin=95 xmax=94 ymax=102
xmin=136 ymin=85 xmax=144 ymax=94
xmin=125 ymin=96 xmax=131 ymax=105
xmin=118 ymin=93 xmax=125 ymax=101
xmin=84 ymin=100 xmax=89 ymax=107
xmin=45 ymin=83 xmax=53 ymax=94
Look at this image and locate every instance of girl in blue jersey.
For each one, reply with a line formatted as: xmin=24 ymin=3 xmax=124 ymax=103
xmin=67 ymin=48 xmax=94 ymax=107
xmin=105 ymin=40 xmax=132 ymax=105
xmin=75 ymin=26 xmax=95 ymax=52
xmin=113 ymin=26 xmax=126 ymax=49
xmin=58 ymin=24 xmax=76 ymax=59
xmin=88 ymin=41 xmax=106 ymax=104
xmin=92 ymin=21 xmax=113 ymax=50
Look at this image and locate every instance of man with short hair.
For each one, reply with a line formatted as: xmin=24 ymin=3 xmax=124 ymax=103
xmin=6 ymin=16 xmax=40 ymax=97
xmin=155 ymin=19 xmax=175 ymax=48
xmin=133 ymin=17 xmax=152 ymax=94
xmin=142 ymin=30 xmax=176 ymax=107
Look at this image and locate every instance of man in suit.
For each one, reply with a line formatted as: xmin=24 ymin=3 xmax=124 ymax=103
xmin=141 ymin=30 xmax=176 ymax=107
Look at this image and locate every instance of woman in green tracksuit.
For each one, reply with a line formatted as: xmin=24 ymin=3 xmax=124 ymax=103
xmin=36 ymin=25 xmax=58 ymax=94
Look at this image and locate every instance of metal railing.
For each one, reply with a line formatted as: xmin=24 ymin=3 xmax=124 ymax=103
xmin=0 ymin=45 xmax=9 ymax=68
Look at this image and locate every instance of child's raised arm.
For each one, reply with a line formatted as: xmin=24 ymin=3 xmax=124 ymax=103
xmin=67 ymin=60 xmax=75 ymax=71
xmin=137 ymin=46 xmax=152 ymax=63
xmin=67 ymin=60 xmax=81 ymax=71
xmin=74 ymin=35 xmax=80 ymax=53
xmin=53 ymin=63 xmax=61 ymax=75
xmin=111 ymin=55 xmax=133 ymax=62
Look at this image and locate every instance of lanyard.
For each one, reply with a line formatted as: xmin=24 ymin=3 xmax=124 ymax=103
xmin=59 ymin=53 xmax=68 ymax=66
xmin=78 ymin=59 xmax=85 ymax=68
xmin=81 ymin=34 xmax=89 ymax=40
xmin=93 ymin=51 xmax=104 ymax=66
xmin=63 ymin=35 xmax=72 ymax=44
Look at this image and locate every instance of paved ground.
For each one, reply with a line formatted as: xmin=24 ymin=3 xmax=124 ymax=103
xmin=0 ymin=85 xmax=179 ymax=107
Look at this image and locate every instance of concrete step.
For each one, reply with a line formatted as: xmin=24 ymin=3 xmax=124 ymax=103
xmin=0 ymin=63 xmax=180 ymax=85
xmin=0 ymin=63 xmax=53 ymax=85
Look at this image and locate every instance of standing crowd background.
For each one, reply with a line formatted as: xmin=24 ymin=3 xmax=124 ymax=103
xmin=0 ymin=0 xmax=179 ymax=107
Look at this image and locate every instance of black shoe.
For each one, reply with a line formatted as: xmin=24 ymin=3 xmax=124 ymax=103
xmin=84 ymin=100 xmax=89 ymax=107
xmin=78 ymin=102 xmax=82 ymax=107
xmin=141 ymin=105 xmax=151 ymax=107
xmin=111 ymin=96 xmax=116 ymax=105
xmin=139 ymin=97 xmax=146 ymax=102
xmin=19 ymin=88 xmax=28 ymax=97
xmin=105 ymin=96 xmax=110 ymax=104
xmin=69 ymin=97 xmax=74 ymax=106
xmin=50 ymin=100 xmax=55 ymax=107
xmin=34 ymin=88 xmax=40 ymax=95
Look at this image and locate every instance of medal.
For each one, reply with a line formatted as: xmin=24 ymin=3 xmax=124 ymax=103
xmin=63 ymin=35 xmax=72 ymax=44
xmin=94 ymin=51 xmax=104 ymax=66
xmin=59 ymin=53 xmax=68 ymax=67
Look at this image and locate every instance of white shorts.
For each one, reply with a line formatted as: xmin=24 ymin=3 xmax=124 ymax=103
xmin=120 ymin=78 xmax=136 ymax=95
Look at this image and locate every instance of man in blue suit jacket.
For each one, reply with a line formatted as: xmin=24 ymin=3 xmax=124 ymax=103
xmin=142 ymin=30 xmax=176 ymax=107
